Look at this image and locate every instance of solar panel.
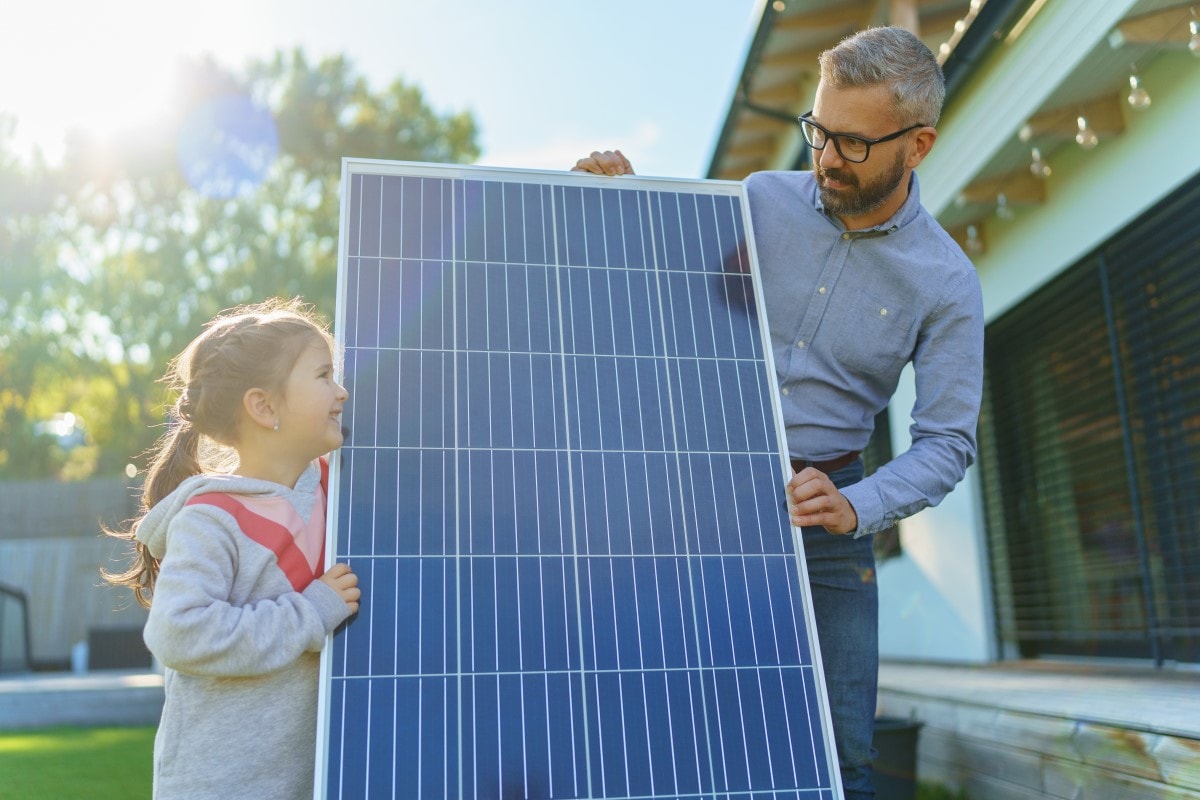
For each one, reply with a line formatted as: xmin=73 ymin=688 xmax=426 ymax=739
xmin=317 ymin=159 xmax=842 ymax=800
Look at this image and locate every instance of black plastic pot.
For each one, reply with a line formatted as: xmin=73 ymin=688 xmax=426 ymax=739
xmin=873 ymin=716 xmax=924 ymax=800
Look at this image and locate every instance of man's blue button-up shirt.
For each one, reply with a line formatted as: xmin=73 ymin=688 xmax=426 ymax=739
xmin=745 ymin=169 xmax=984 ymax=537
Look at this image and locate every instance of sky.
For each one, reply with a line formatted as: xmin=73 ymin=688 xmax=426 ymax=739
xmin=0 ymin=0 xmax=764 ymax=179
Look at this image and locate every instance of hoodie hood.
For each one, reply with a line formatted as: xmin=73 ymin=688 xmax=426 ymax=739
xmin=137 ymin=463 xmax=320 ymax=559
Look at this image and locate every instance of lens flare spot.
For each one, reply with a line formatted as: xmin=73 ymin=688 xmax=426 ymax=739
xmin=177 ymin=94 xmax=279 ymax=198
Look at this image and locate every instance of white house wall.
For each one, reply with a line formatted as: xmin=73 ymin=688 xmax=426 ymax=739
xmin=879 ymin=366 xmax=995 ymax=662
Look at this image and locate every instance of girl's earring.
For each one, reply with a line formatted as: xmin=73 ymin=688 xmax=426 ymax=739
xmin=273 ymin=420 xmax=280 ymax=432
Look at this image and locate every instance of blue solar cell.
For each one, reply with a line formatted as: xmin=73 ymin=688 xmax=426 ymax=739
xmin=319 ymin=161 xmax=841 ymax=799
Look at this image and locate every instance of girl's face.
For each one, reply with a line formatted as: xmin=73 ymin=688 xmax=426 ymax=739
xmin=277 ymin=337 xmax=349 ymax=458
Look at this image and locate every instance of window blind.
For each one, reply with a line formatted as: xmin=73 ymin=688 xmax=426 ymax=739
xmin=980 ymin=173 xmax=1200 ymax=664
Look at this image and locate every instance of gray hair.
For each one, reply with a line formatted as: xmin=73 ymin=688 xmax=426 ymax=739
xmin=818 ymin=26 xmax=945 ymax=127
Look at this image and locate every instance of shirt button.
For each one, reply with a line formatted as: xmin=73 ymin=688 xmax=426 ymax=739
xmin=781 ymin=387 xmax=791 ymax=396
xmin=880 ymin=308 xmax=888 ymax=316
xmin=842 ymin=233 xmax=851 ymax=240
xmin=818 ymin=287 xmax=826 ymax=294
xmin=796 ymin=340 xmax=805 ymax=349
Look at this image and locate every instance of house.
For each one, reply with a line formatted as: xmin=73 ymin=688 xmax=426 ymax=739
xmin=707 ymin=0 xmax=1200 ymax=796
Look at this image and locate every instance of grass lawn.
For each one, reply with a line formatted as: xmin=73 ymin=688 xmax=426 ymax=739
xmin=0 ymin=726 xmax=154 ymax=800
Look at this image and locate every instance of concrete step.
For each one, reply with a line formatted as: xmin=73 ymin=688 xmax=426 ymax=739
xmin=0 ymin=670 xmax=163 ymax=730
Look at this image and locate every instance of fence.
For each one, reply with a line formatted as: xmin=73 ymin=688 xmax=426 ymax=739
xmin=0 ymin=476 xmax=147 ymax=668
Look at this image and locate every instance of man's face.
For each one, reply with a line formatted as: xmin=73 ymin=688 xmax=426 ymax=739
xmin=816 ymin=142 xmax=907 ymax=219
xmin=810 ymin=83 xmax=914 ymax=222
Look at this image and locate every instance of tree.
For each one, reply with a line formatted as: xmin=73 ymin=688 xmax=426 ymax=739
xmin=0 ymin=50 xmax=480 ymax=478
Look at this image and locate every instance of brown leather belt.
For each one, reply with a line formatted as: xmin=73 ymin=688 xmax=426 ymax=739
xmin=791 ymin=451 xmax=861 ymax=474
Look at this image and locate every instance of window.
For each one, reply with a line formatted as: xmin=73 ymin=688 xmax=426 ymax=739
xmin=980 ymin=173 xmax=1200 ymax=665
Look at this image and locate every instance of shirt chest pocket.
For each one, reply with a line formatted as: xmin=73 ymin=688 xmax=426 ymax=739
xmin=831 ymin=292 xmax=918 ymax=375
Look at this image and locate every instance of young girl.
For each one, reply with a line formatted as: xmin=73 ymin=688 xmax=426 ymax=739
xmin=105 ymin=297 xmax=360 ymax=800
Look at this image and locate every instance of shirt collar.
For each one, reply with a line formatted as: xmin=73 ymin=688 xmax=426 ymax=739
xmin=812 ymin=171 xmax=922 ymax=236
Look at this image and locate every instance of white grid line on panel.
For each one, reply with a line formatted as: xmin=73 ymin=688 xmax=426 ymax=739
xmin=450 ymin=177 xmax=465 ymax=800
xmin=614 ymin=191 xmax=643 ymax=796
xmin=552 ymin=184 xmax=593 ymax=800
xmin=725 ymin=667 xmax=752 ymax=788
xmin=689 ymin=193 xmax=719 ymax=360
xmin=504 ymin=187 xmax=531 ymax=795
xmin=343 ymin=251 xmax=745 ymax=276
xmin=363 ymin=173 xmax=386 ymax=791
xmin=345 ymin=344 xmax=767 ymax=372
xmin=616 ymin=191 xmax=653 ymax=791
xmin=414 ymin=675 xmax=422 ymax=795
xmin=328 ymin=510 xmax=791 ymax=566
xmin=493 ymin=677 xmax=503 ymax=796
xmin=676 ymin=197 xmax=708 ymax=380
xmin=517 ymin=675 xmax=529 ymax=799
xmin=414 ymin=176 xmax=428 ymax=798
xmin=330 ymin=662 xmax=815 ymax=683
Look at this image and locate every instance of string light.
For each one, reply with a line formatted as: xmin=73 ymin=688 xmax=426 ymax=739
xmin=996 ymin=192 xmax=1015 ymax=220
xmin=965 ymin=224 xmax=984 ymax=255
xmin=1075 ymin=116 xmax=1099 ymax=149
xmin=1030 ymin=147 xmax=1051 ymax=178
xmin=1127 ymin=67 xmax=1152 ymax=110
xmin=1190 ymin=15 xmax=1200 ymax=56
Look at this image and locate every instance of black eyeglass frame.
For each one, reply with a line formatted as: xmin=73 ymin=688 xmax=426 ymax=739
xmin=797 ymin=111 xmax=927 ymax=163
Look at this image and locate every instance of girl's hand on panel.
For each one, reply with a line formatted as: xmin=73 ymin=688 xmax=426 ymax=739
xmin=320 ymin=562 xmax=361 ymax=613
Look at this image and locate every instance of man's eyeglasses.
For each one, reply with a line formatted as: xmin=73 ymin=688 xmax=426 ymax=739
xmin=797 ymin=112 xmax=927 ymax=163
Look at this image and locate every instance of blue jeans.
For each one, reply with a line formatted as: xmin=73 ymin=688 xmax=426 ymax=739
xmin=800 ymin=459 xmax=878 ymax=799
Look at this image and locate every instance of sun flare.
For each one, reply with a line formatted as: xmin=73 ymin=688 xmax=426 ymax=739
xmin=0 ymin=2 xmax=189 ymax=161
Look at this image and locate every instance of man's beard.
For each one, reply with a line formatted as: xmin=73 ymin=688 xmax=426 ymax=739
xmin=815 ymin=147 xmax=907 ymax=219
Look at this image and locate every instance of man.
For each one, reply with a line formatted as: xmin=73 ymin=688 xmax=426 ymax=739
xmin=573 ymin=26 xmax=984 ymax=799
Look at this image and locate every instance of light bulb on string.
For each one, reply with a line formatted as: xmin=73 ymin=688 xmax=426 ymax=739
xmin=996 ymin=192 xmax=1015 ymax=220
xmin=1030 ymin=147 xmax=1051 ymax=178
xmin=1190 ymin=17 xmax=1200 ymax=56
xmin=965 ymin=224 xmax=984 ymax=255
xmin=1075 ymin=116 xmax=1099 ymax=149
xmin=1127 ymin=69 xmax=1152 ymax=110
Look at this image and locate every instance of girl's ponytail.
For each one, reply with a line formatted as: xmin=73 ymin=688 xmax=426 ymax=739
xmin=143 ymin=403 xmax=203 ymax=510
xmin=103 ymin=415 xmax=205 ymax=608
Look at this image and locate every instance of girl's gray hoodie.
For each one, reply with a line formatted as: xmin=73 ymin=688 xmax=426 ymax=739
xmin=137 ymin=461 xmax=351 ymax=800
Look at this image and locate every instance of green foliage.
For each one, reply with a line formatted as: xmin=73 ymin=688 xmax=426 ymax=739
xmin=918 ymin=781 xmax=972 ymax=800
xmin=0 ymin=725 xmax=155 ymax=799
xmin=0 ymin=51 xmax=480 ymax=479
